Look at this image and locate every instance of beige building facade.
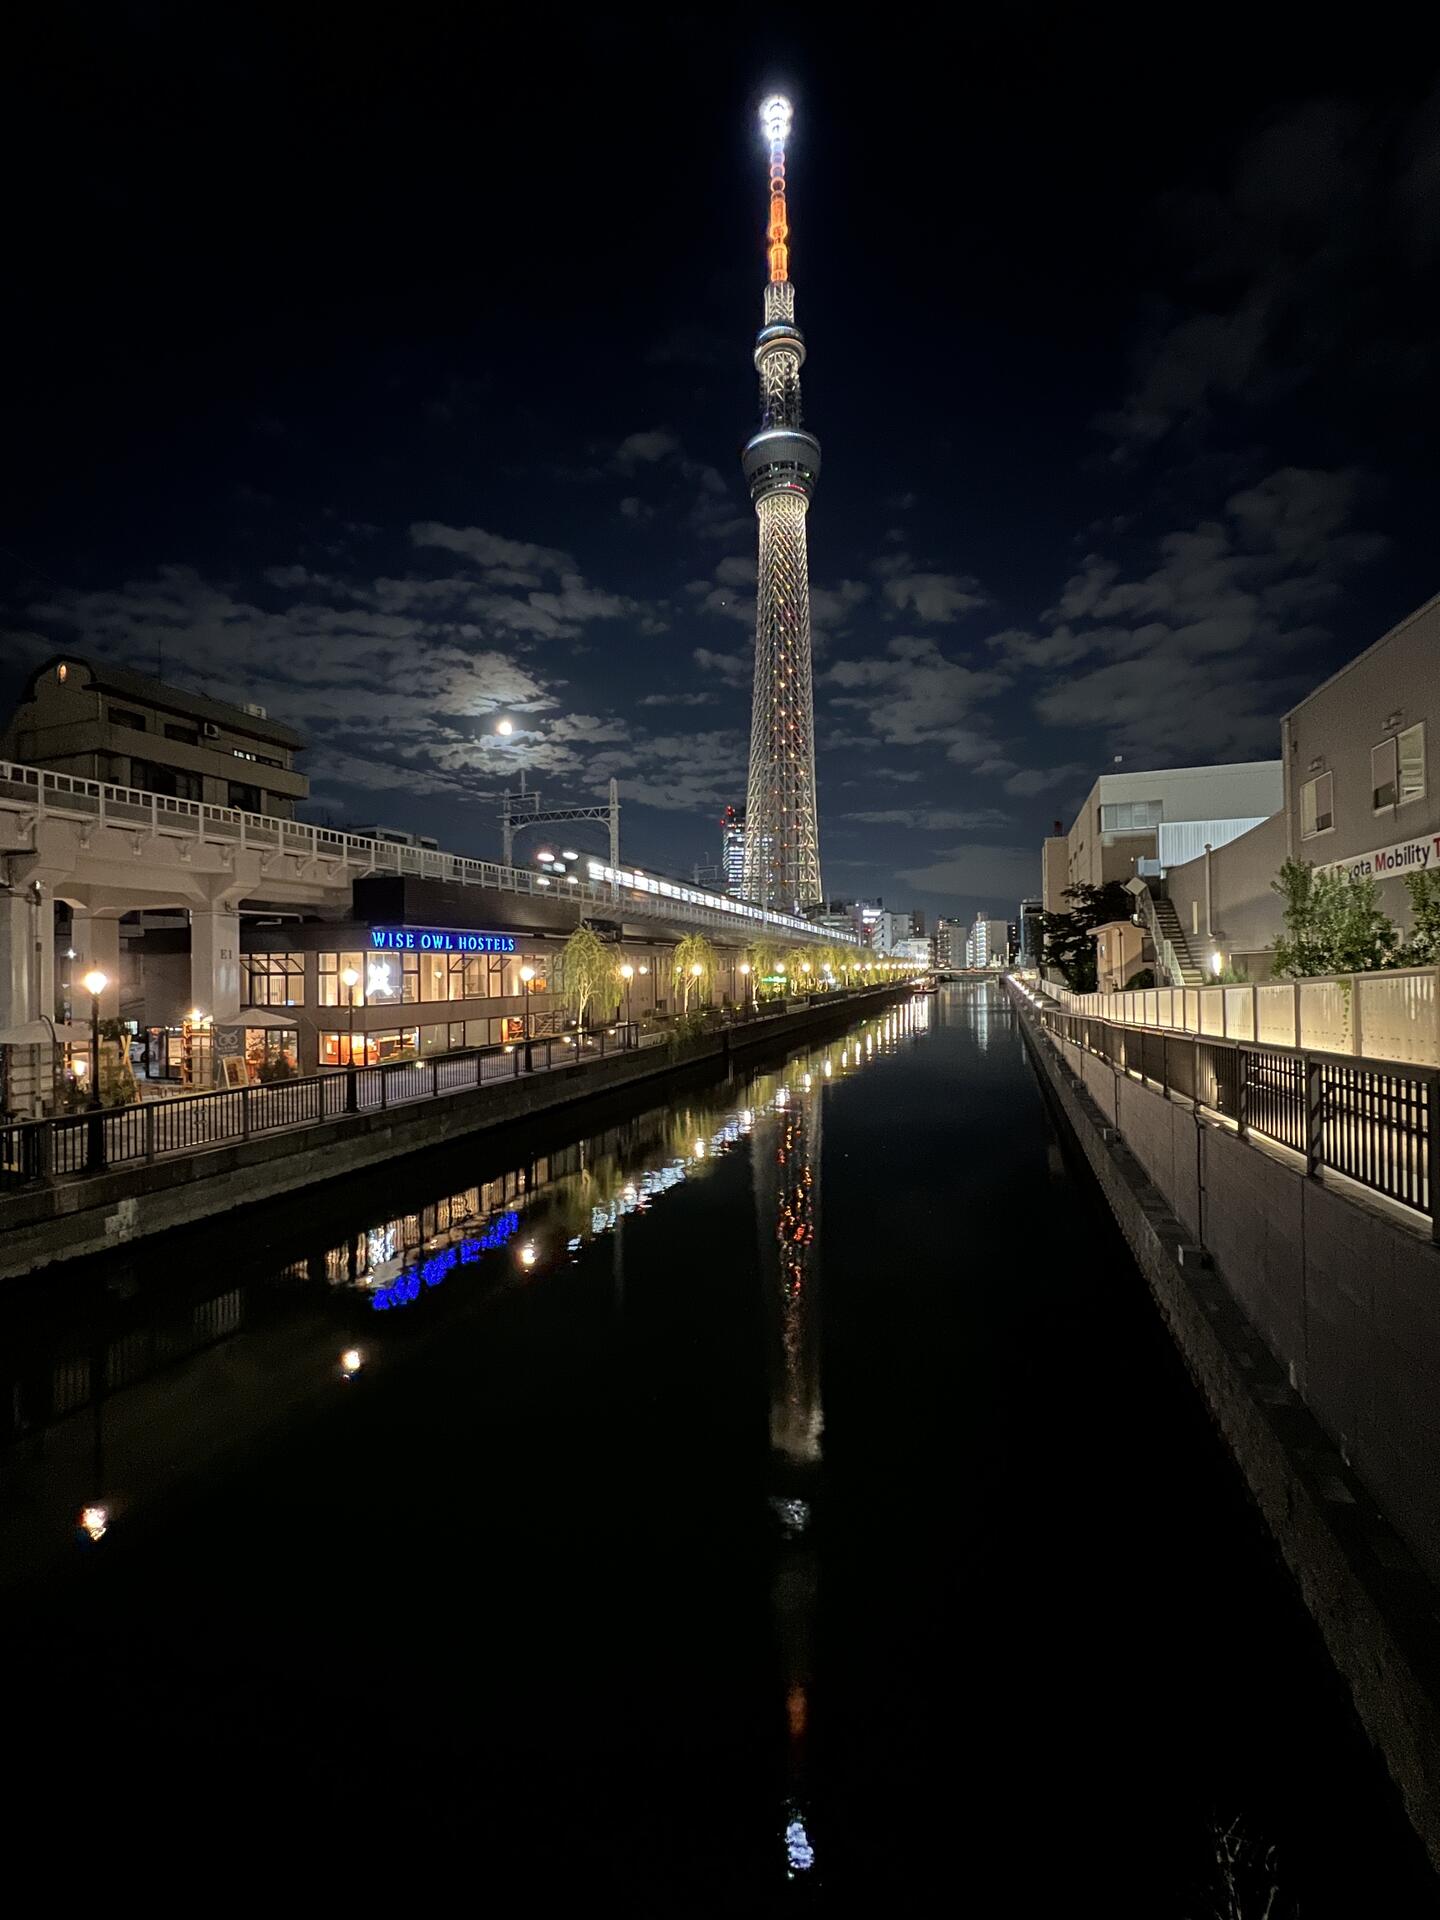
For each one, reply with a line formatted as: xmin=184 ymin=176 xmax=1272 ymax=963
xmin=1166 ymin=591 xmax=1440 ymax=978
xmin=2 ymin=655 xmax=307 ymax=819
xmin=1052 ymin=762 xmax=1283 ymax=903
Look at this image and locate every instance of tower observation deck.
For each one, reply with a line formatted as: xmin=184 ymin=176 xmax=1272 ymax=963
xmin=739 ymin=95 xmax=824 ymax=916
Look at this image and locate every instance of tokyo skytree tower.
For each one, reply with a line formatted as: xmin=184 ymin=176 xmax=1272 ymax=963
xmin=739 ymin=95 xmax=823 ymax=915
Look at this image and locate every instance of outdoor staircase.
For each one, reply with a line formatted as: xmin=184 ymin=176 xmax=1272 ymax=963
xmin=1150 ymin=894 xmax=1204 ymax=985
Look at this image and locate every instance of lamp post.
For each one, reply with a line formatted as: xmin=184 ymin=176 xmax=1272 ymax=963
xmin=620 ymin=963 xmax=634 ymax=1041
xmin=342 ymin=965 xmax=360 ymax=1111
xmin=81 ymin=969 xmax=108 ymax=1112
xmin=738 ymin=961 xmax=753 ymax=1013
xmin=689 ymin=959 xmax=704 ymax=1014
xmin=81 ymin=968 xmax=108 ymax=1172
xmin=520 ymin=964 xmax=536 ymax=1070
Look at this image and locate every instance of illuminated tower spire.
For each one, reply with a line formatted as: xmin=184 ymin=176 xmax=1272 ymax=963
xmin=740 ymin=94 xmax=823 ymax=915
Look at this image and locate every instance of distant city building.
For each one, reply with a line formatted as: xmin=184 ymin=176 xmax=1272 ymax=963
xmin=850 ymin=899 xmax=886 ymax=945
xmin=1018 ymin=897 xmax=1044 ymax=967
xmin=965 ymin=915 xmax=1010 ymax=970
xmin=720 ymin=805 xmax=747 ymax=895
xmin=2 ymin=654 xmax=308 ymax=819
xmin=890 ymin=936 xmax=930 ymax=966
xmin=932 ymin=917 xmax=967 ymax=971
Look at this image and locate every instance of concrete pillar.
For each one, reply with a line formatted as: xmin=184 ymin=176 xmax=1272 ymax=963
xmin=37 ymin=901 xmax=56 ymax=1026
xmin=0 ymin=891 xmax=30 ymax=1030
xmin=191 ymin=907 xmax=241 ymax=1021
xmin=71 ymin=914 xmax=121 ymax=1019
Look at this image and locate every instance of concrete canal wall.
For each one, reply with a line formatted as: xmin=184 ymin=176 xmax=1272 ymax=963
xmin=1016 ymin=992 xmax=1440 ymax=1871
xmin=0 ymin=988 xmax=907 ymax=1284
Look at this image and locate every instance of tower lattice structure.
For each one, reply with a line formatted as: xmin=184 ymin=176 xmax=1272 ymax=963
xmin=739 ymin=96 xmax=823 ymax=915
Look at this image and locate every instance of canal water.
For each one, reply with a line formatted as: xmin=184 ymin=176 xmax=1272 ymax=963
xmin=1 ymin=987 xmax=1433 ymax=1912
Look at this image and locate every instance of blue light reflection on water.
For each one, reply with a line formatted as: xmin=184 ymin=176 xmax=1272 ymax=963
xmin=360 ymin=1004 xmax=925 ymax=1314
xmin=371 ymin=1210 xmax=521 ymax=1310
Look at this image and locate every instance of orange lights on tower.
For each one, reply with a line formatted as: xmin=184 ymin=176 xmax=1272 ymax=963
xmin=761 ymin=93 xmax=793 ymax=284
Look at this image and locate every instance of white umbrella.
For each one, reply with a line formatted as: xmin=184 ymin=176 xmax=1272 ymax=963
xmin=0 ymin=1019 xmax=89 ymax=1045
xmin=215 ymin=1008 xmax=299 ymax=1029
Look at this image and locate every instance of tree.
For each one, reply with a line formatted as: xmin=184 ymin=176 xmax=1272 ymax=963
xmin=1040 ymin=881 xmax=1135 ymax=991
xmin=1397 ymin=869 xmax=1440 ymax=966
xmin=783 ymin=945 xmax=820 ymax=993
xmin=98 ymin=1018 xmax=138 ymax=1106
xmin=746 ymin=938 xmax=783 ymax=1000
xmin=673 ymin=933 xmax=716 ymax=1012
xmin=1271 ymin=858 xmax=1398 ymax=977
xmin=560 ymin=924 xmax=619 ymax=1033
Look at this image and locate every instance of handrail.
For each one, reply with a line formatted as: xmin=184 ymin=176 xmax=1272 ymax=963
xmin=1132 ymin=883 xmax=1187 ymax=989
xmin=0 ymin=757 xmax=859 ymax=947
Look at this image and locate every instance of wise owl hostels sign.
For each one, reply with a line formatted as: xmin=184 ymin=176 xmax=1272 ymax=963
xmin=369 ymin=926 xmax=518 ymax=954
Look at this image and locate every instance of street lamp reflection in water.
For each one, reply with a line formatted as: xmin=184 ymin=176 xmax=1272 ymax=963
xmin=78 ymin=1504 xmax=109 ymax=1544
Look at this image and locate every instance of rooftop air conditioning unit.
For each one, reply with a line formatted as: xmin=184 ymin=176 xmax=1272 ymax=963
xmin=243 ymin=702 xmax=268 ymax=719
xmin=202 ymin=721 xmax=221 ymax=738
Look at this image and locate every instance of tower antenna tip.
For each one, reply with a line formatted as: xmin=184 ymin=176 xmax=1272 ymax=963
xmin=760 ymin=95 xmax=793 ymax=142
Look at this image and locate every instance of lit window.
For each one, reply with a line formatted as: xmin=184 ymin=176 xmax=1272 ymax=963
xmin=243 ymin=953 xmax=304 ymax=1007
xmin=1300 ymin=771 xmax=1334 ymax=838
xmin=318 ymin=952 xmax=366 ymax=1007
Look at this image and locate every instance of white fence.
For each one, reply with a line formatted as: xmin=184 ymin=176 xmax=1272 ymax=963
xmin=1049 ymin=967 xmax=1440 ymax=1067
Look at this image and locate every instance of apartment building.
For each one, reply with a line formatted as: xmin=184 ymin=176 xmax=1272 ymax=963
xmin=2 ymin=655 xmax=308 ymax=818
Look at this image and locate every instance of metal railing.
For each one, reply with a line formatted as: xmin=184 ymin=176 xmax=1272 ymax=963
xmin=1032 ymin=999 xmax=1440 ymax=1237
xmin=0 ymin=757 xmax=856 ymax=947
xmin=0 ymin=1025 xmax=658 ymax=1186
xmin=0 ymin=980 xmax=912 ymax=1188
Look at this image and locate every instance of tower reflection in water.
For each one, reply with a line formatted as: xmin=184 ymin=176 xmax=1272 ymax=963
xmin=756 ymin=1062 xmax=824 ymax=1885
xmin=748 ymin=993 xmax=930 ymax=1885
xmin=0 ymin=995 xmax=930 ymax=1812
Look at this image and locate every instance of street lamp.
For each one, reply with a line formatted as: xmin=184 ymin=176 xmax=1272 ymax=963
xmin=689 ymin=959 xmax=704 ymax=1013
xmin=738 ymin=961 xmax=754 ymax=1012
xmin=520 ymin=964 xmax=536 ymax=1069
xmin=620 ymin=962 xmax=634 ymax=1037
xmin=342 ymin=965 xmax=360 ymax=1110
xmin=81 ymin=969 xmax=108 ymax=1113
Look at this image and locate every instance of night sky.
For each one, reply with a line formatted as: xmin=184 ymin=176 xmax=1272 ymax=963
xmin=5 ymin=11 xmax=1439 ymax=922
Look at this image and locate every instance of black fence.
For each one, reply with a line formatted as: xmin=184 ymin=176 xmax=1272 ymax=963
xmin=1038 ymin=1004 xmax=1440 ymax=1236
xmin=0 ymin=1025 xmax=651 ymax=1187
